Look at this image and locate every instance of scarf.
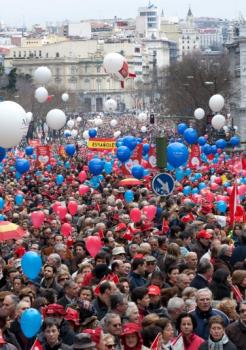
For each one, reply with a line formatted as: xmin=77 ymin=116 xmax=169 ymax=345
xmin=208 ymin=333 xmax=229 ymax=350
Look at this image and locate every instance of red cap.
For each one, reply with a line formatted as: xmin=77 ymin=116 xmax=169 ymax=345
xmin=201 ymin=203 xmax=213 ymax=214
xmin=0 ymin=335 xmax=6 ymax=344
xmin=83 ymin=327 xmax=102 ymax=345
xmin=46 ymin=304 xmax=66 ymax=316
xmin=115 ymin=223 xmax=127 ymax=232
xmin=148 ymin=285 xmax=161 ymax=296
xmin=64 ymin=307 xmax=80 ymax=325
xmin=121 ymin=323 xmax=141 ymax=336
xmin=196 ymin=230 xmax=212 ymax=240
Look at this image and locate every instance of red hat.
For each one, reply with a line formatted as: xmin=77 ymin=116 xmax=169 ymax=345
xmin=148 ymin=285 xmax=161 ymax=296
xmin=196 ymin=230 xmax=212 ymax=240
xmin=46 ymin=304 xmax=66 ymax=316
xmin=121 ymin=323 xmax=141 ymax=336
xmin=114 ymin=223 xmax=127 ymax=232
xmin=83 ymin=327 xmax=102 ymax=345
xmin=201 ymin=203 xmax=213 ymax=214
xmin=64 ymin=307 xmax=80 ymax=325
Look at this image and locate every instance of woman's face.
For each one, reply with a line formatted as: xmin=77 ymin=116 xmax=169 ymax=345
xmin=163 ymin=323 xmax=174 ymax=343
xmin=122 ymin=282 xmax=130 ymax=295
xmin=129 ymin=307 xmax=139 ymax=323
xmin=125 ymin=333 xmax=138 ymax=348
xmin=210 ymin=323 xmax=224 ymax=342
xmin=168 ymin=269 xmax=179 ymax=284
xmin=241 ymin=277 xmax=246 ymax=288
xmin=180 ymin=317 xmax=193 ymax=336
xmin=44 ymin=325 xmax=59 ymax=346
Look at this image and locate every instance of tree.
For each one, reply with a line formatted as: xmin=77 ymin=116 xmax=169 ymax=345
xmin=161 ymin=52 xmax=232 ymax=117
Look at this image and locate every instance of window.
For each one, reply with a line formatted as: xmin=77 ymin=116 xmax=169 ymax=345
xmin=46 ymin=53 xmax=49 ymax=58
xmin=39 ymin=50 xmax=42 ymax=57
xmin=56 ymin=52 xmax=60 ymax=58
xmin=96 ymin=66 xmax=100 ymax=73
xmin=18 ymin=51 xmax=21 ymax=58
xmin=135 ymin=47 xmax=140 ymax=53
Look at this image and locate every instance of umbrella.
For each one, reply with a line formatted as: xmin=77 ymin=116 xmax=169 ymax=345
xmin=0 ymin=221 xmax=25 ymax=241
xmin=118 ymin=178 xmax=142 ymax=187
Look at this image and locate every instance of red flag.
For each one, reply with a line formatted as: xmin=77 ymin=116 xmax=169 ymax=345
xmin=242 ymin=153 xmax=246 ymax=170
xmin=229 ymin=183 xmax=239 ymax=226
xmin=150 ymin=333 xmax=162 ymax=350
xmin=161 ymin=218 xmax=169 ymax=235
xmin=121 ymin=144 xmax=143 ymax=175
xmin=188 ymin=144 xmax=201 ymax=168
xmin=31 ymin=339 xmax=43 ymax=350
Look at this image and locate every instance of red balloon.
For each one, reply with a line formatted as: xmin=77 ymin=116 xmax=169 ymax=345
xmin=31 ymin=211 xmax=45 ymax=228
xmin=238 ymin=185 xmax=246 ymax=196
xmin=200 ymin=189 xmax=214 ymax=202
xmin=130 ymin=208 xmax=142 ymax=223
xmin=68 ymin=201 xmax=78 ymax=216
xmin=142 ymin=205 xmax=157 ymax=221
xmin=78 ymin=171 xmax=87 ymax=183
xmin=61 ymin=223 xmax=72 ymax=237
xmin=210 ymin=183 xmax=219 ymax=191
xmin=79 ymin=185 xmax=89 ymax=195
xmin=50 ymin=158 xmax=57 ymax=166
xmin=47 ymin=95 xmax=53 ymax=102
xmin=52 ymin=201 xmax=61 ymax=214
xmin=57 ymin=206 xmax=67 ymax=220
xmin=214 ymin=177 xmax=222 ymax=185
xmin=85 ymin=236 xmax=103 ymax=257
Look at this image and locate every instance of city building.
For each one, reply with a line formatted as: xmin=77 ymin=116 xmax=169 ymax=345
xmin=136 ymin=2 xmax=160 ymax=39
xmin=179 ymin=7 xmax=200 ymax=57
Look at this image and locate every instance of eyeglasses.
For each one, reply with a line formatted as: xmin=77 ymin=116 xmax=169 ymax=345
xmin=59 ymin=277 xmax=69 ymax=281
xmin=106 ymin=345 xmax=116 ymax=349
xmin=112 ymin=323 xmax=121 ymax=328
xmin=147 ymin=261 xmax=156 ymax=265
xmin=240 ymin=309 xmax=246 ymax=314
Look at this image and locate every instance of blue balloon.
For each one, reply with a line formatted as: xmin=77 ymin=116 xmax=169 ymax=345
xmin=216 ymin=200 xmax=227 ymax=213
xmin=199 ymin=182 xmax=207 ymax=190
xmin=175 ymin=168 xmax=185 ymax=181
xmin=116 ymin=138 xmax=124 ymax=147
xmin=185 ymin=168 xmax=191 ymax=176
xmin=230 ymin=136 xmax=240 ymax=147
xmin=21 ymin=251 xmax=42 ymax=280
xmin=202 ymin=144 xmax=212 ymax=155
xmin=20 ymin=308 xmax=42 ymax=338
xmin=25 ymin=147 xmax=34 ymax=156
xmin=183 ymin=186 xmax=191 ymax=196
xmin=65 ymin=144 xmax=76 ymax=156
xmin=16 ymin=159 xmax=30 ymax=174
xmin=192 ymin=187 xmax=199 ymax=194
xmin=177 ymin=123 xmax=188 ymax=135
xmin=64 ymin=130 xmax=71 ymax=137
xmin=123 ymin=136 xmax=137 ymax=150
xmin=167 ymin=163 xmax=174 ymax=171
xmin=15 ymin=194 xmax=24 ymax=206
xmin=15 ymin=172 xmax=22 ymax=180
xmin=0 ymin=147 xmax=6 ymax=163
xmin=117 ymin=146 xmax=131 ymax=163
xmin=89 ymin=176 xmax=100 ymax=189
xmin=89 ymin=129 xmax=97 ymax=138
xmin=124 ymin=190 xmax=134 ymax=203
xmin=46 ymin=164 xmax=52 ymax=171
xmin=142 ymin=143 xmax=150 ymax=155
xmin=88 ymin=158 xmax=104 ymax=175
xmin=215 ymin=139 xmax=227 ymax=149
xmin=0 ymin=198 xmax=4 ymax=210
xmin=211 ymin=145 xmax=217 ymax=154
xmin=167 ymin=142 xmax=189 ymax=168
xmin=0 ymin=166 xmax=3 ymax=174
xmin=183 ymin=128 xmax=198 ymax=144
xmin=0 ymin=214 xmax=4 ymax=221
xmin=104 ymin=161 xmax=113 ymax=174
xmin=64 ymin=161 xmax=70 ymax=169
xmin=198 ymin=137 xmax=207 ymax=146
xmin=132 ymin=165 xmax=144 ymax=179
xmin=56 ymin=174 xmax=64 ymax=185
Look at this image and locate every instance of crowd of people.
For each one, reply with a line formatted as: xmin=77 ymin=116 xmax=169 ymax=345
xmin=0 ymin=113 xmax=245 ymax=350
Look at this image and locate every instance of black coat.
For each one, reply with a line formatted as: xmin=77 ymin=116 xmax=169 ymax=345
xmin=9 ymin=320 xmax=35 ymax=350
xmin=199 ymin=339 xmax=237 ymax=350
xmin=190 ymin=274 xmax=209 ymax=290
xmin=230 ymin=244 xmax=246 ymax=266
xmin=209 ymin=269 xmax=231 ymax=300
xmin=57 ymin=295 xmax=71 ymax=308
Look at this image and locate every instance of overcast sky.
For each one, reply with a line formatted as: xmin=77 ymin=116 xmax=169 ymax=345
xmin=1 ymin=0 xmax=246 ymax=26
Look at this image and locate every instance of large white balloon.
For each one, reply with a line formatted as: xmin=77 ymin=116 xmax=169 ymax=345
xmin=209 ymin=94 xmax=225 ymax=112
xmin=194 ymin=108 xmax=205 ymax=120
xmin=137 ymin=112 xmax=148 ymax=122
xmin=114 ymin=131 xmax=121 ymax=138
xmin=110 ymin=119 xmax=118 ymax=127
xmin=26 ymin=112 xmax=33 ymax=123
xmin=94 ymin=118 xmax=103 ymax=126
xmin=76 ymin=116 xmax=82 ymax=123
xmin=67 ymin=119 xmax=75 ymax=129
xmin=35 ymin=87 xmax=48 ymax=103
xmin=46 ymin=109 xmax=66 ymax=130
xmin=83 ymin=130 xmax=89 ymax=139
xmin=33 ymin=66 xmax=52 ymax=85
xmin=211 ymin=114 xmax=226 ymax=130
xmin=141 ymin=126 xmax=147 ymax=133
xmin=104 ymin=99 xmax=117 ymax=112
xmin=62 ymin=93 xmax=69 ymax=102
xmin=103 ymin=52 xmax=129 ymax=81
xmin=0 ymin=101 xmax=27 ymax=148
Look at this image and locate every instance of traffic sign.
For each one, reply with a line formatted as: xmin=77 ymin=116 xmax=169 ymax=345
xmin=151 ymin=173 xmax=175 ymax=196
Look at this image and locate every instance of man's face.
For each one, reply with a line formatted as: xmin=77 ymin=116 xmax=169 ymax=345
xmin=44 ymin=266 xmax=54 ymax=279
xmin=197 ymin=291 xmax=212 ymax=312
xmin=138 ymin=263 xmax=146 ymax=276
xmin=146 ymin=261 xmax=156 ymax=274
xmin=67 ymin=284 xmax=79 ymax=299
xmin=139 ymin=294 xmax=150 ymax=308
xmin=55 ymin=235 xmax=63 ymax=244
xmin=187 ymin=254 xmax=198 ymax=269
xmin=75 ymin=245 xmax=85 ymax=256
xmin=177 ymin=276 xmax=190 ymax=290
xmin=2 ymin=296 xmax=15 ymax=316
xmin=107 ymin=316 xmax=122 ymax=336
xmin=123 ymin=263 xmax=131 ymax=275
xmin=239 ymin=304 xmax=246 ymax=323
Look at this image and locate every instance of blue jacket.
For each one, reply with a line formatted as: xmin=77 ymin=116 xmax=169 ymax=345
xmin=129 ymin=271 xmax=147 ymax=290
xmin=190 ymin=307 xmax=229 ymax=340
